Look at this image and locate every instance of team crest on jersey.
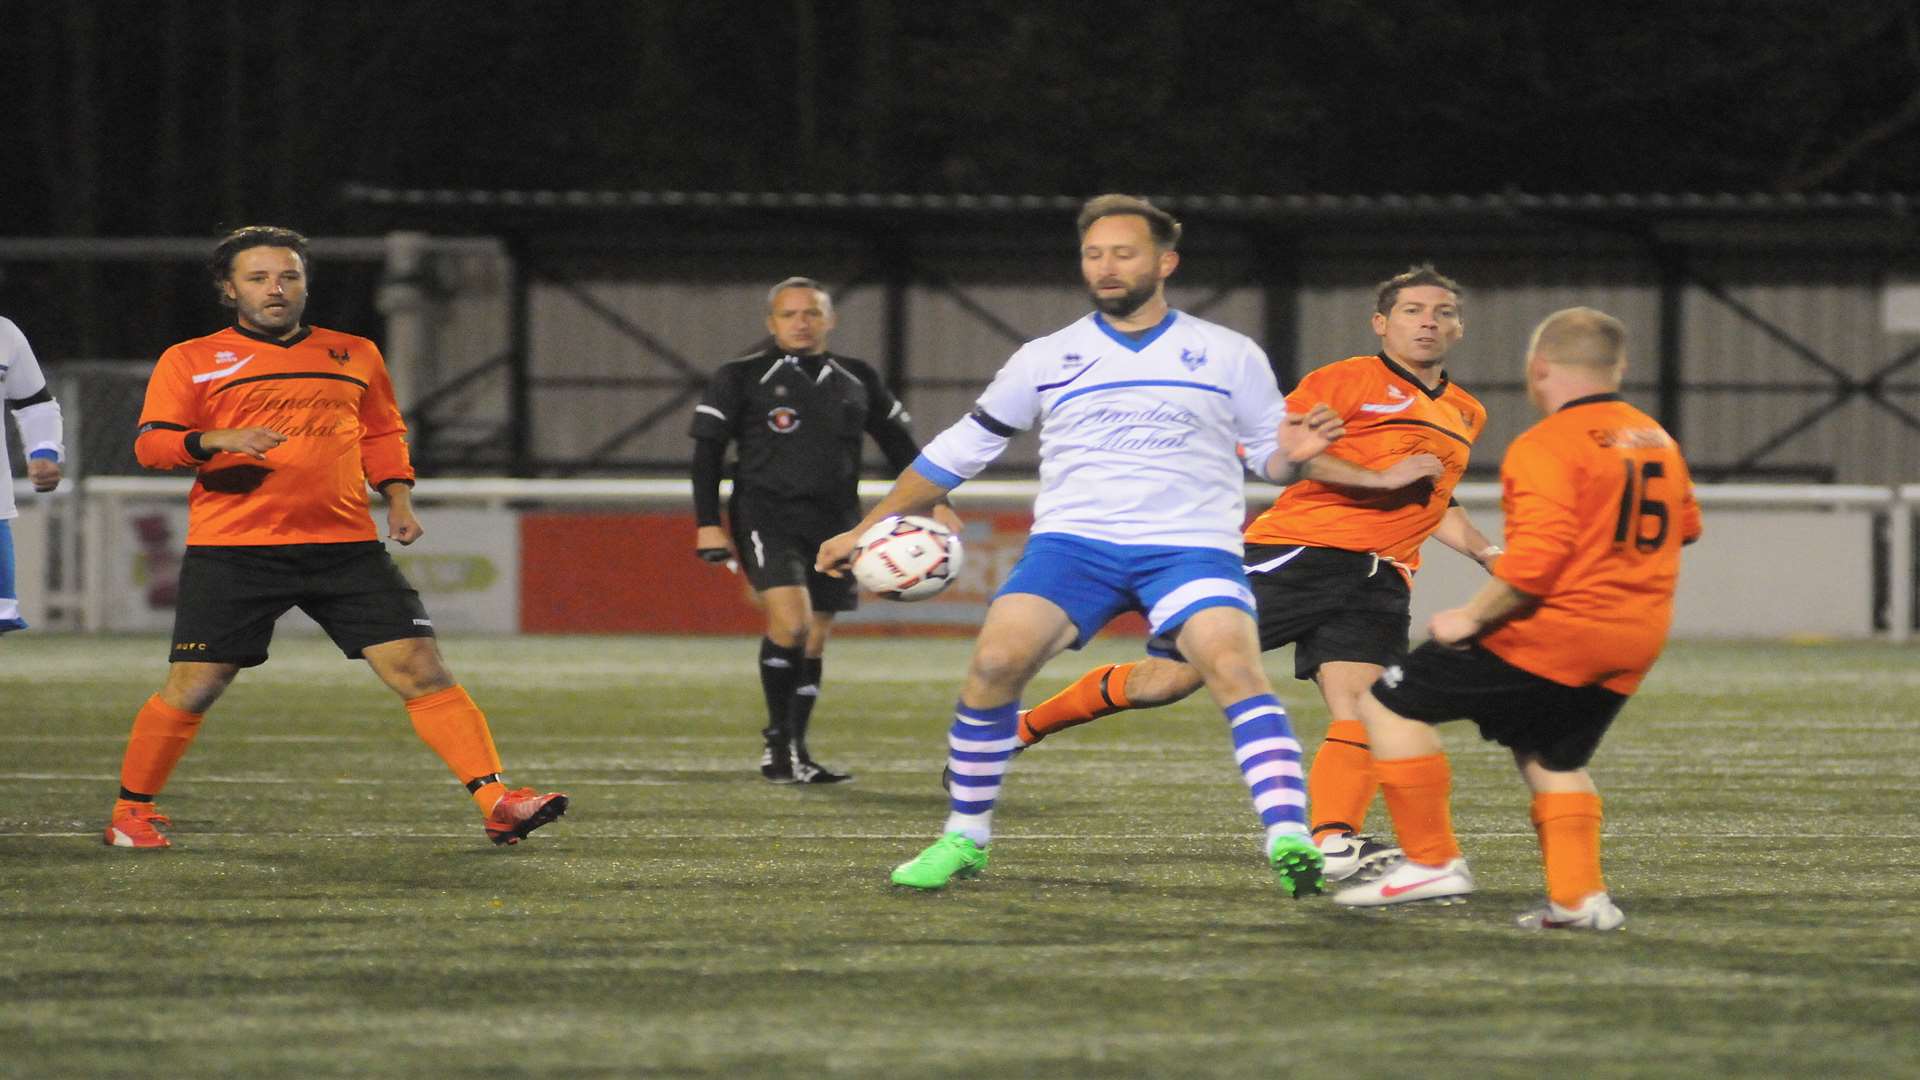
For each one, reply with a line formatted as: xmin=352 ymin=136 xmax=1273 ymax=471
xmin=767 ymin=406 xmax=800 ymax=433
xmin=327 ymin=348 xmax=352 ymax=366
xmin=1178 ymin=348 xmax=1207 ymax=372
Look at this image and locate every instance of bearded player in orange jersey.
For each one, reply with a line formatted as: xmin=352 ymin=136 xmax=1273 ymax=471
xmin=1333 ymin=307 xmax=1700 ymax=930
xmin=993 ymin=266 xmax=1502 ymax=882
xmin=102 ymin=226 xmax=567 ymax=850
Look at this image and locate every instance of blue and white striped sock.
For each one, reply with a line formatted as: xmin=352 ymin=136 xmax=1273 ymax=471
xmin=1226 ymin=694 xmax=1308 ymax=852
xmin=942 ymin=701 xmax=1020 ymax=847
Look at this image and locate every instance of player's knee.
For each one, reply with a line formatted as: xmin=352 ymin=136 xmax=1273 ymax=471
xmin=768 ymin=622 xmax=808 ymax=648
xmin=968 ymin=641 xmax=1038 ymax=695
xmin=161 ymin=667 xmax=235 ymax=713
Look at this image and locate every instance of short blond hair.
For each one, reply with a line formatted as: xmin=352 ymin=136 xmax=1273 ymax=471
xmin=1530 ymin=307 xmax=1627 ymax=372
xmin=1076 ymin=194 xmax=1182 ymax=250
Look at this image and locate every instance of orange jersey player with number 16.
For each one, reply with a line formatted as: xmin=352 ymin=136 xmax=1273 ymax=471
xmin=104 ymin=225 xmax=567 ymax=851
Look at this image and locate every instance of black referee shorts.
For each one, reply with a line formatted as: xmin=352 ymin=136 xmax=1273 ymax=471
xmin=1244 ymin=543 xmax=1411 ymax=680
xmin=1369 ymin=641 xmax=1628 ymax=771
xmin=727 ymin=495 xmax=860 ymax=613
xmin=169 ymin=542 xmax=434 ymax=667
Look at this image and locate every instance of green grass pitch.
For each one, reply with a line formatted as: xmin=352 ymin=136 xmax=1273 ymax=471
xmin=3 ymin=634 xmax=1916 ymax=1078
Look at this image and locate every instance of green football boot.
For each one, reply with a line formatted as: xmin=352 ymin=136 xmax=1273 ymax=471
xmin=1268 ymin=832 xmax=1326 ymax=898
xmin=890 ymin=832 xmax=989 ymax=890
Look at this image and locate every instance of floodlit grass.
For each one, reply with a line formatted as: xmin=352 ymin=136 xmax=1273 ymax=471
xmin=3 ymin=634 xmax=1916 ymax=1078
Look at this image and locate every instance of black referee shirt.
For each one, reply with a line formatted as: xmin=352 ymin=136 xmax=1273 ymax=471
xmin=690 ymin=348 xmax=920 ymax=523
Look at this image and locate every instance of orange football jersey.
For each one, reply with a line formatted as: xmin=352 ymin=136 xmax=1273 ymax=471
xmin=1479 ymin=394 xmax=1702 ymax=694
xmin=134 ymin=325 xmax=414 ymax=546
xmin=1244 ymin=354 xmax=1484 ymax=570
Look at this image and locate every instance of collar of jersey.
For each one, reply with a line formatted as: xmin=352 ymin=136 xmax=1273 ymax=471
xmin=1092 ymin=309 xmax=1178 ymax=353
xmin=232 ymin=324 xmax=313 ymax=349
xmin=1376 ymin=352 xmax=1449 ymax=399
xmin=1557 ymin=391 xmax=1625 ymax=412
xmin=763 ymin=348 xmax=831 ymax=378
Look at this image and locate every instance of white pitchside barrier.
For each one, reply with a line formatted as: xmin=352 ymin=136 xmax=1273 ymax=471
xmin=8 ymin=477 xmax=1918 ymax=641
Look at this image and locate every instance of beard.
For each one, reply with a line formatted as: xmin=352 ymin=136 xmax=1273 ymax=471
xmin=1089 ymin=276 xmax=1159 ymax=319
xmin=240 ymin=297 xmax=305 ymax=334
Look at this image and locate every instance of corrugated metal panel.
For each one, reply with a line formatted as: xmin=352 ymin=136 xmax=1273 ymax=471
xmin=431 ymin=242 xmax=1920 ymax=481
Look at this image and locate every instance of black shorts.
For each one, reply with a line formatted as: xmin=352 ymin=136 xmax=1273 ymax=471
xmin=1369 ymin=641 xmax=1628 ymax=771
xmin=1244 ymin=544 xmax=1411 ymax=680
xmin=170 ymin=542 xmax=433 ymax=667
xmin=728 ymin=495 xmax=859 ymax=613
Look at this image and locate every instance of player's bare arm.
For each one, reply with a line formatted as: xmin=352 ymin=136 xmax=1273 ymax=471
xmin=1265 ymin=402 xmax=1344 ymax=483
xmin=198 ymin=426 xmax=288 ymax=459
xmin=1303 ymin=450 xmax=1445 ymax=492
xmin=815 ymin=466 xmax=953 ymax=575
xmin=1428 ymin=577 xmax=1538 ymax=647
xmin=380 ymin=482 xmax=424 ymax=545
xmin=1430 ymin=504 xmax=1503 ymax=570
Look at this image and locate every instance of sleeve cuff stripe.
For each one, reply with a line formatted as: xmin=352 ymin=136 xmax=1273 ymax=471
xmin=911 ymin=455 xmax=965 ymax=490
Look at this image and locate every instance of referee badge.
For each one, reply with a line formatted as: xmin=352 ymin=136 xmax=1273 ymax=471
xmin=767 ymin=406 xmax=800 ymax=433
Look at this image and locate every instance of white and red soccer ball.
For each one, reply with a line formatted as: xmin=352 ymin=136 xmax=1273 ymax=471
xmin=851 ymin=515 xmax=963 ymax=601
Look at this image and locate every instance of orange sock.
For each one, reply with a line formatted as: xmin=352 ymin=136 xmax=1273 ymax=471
xmin=1532 ymin=791 xmax=1606 ymax=907
xmin=114 ymin=695 xmax=205 ymax=811
xmin=1308 ymin=719 xmax=1378 ymax=841
xmin=405 ymin=685 xmax=506 ymax=813
xmin=1019 ymin=662 xmax=1134 ymax=744
xmin=1375 ymin=754 xmax=1461 ymax=866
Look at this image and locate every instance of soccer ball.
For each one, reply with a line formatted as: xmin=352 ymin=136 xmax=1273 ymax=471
xmin=851 ymin=515 xmax=963 ymax=601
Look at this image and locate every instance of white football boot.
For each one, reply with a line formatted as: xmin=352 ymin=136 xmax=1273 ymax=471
xmin=1317 ymin=832 xmax=1404 ymax=882
xmin=1333 ymin=857 xmax=1474 ymax=907
xmin=1515 ymin=891 xmax=1626 ymax=931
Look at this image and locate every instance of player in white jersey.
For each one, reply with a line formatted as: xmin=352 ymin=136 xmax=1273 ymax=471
xmin=0 ymin=316 xmax=66 ymax=632
xmin=816 ymin=194 xmax=1345 ymax=894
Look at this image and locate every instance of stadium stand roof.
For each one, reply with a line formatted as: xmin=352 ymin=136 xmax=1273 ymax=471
xmin=343 ymin=185 xmax=1920 ymax=218
xmin=340 ymin=187 xmax=1920 ymax=253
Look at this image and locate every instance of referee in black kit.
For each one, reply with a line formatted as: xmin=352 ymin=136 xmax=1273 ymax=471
xmin=691 ymin=277 xmax=961 ymax=783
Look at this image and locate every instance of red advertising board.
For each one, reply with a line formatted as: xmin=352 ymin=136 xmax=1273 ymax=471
xmin=518 ymin=509 xmax=1146 ymax=636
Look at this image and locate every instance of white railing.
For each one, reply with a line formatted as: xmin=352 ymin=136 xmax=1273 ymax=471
xmin=13 ymin=476 xmax=1918 ymax=641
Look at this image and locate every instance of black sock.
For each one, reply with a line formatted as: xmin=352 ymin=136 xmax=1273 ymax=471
xmin=758 ymin=637 xmax=803 ymax=745
xmin=789 ymin=655 xmax=824 ymax=759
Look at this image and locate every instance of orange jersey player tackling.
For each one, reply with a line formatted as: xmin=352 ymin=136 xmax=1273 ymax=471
xmin=1243 ymin=351 xmax=1484 ymax=575
xmin=135 ymin=325 xmax=412 ymax=545
xmin=103 ymin=225 xmax=566 ymax=852
xmin=996 ymin=265 xmax=1504 ymax=884
xmin=1335 ymin=306 xmax=1700 ymax=931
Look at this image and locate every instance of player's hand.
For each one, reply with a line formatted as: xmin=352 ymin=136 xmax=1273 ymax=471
xmin=203 ymin=426 xmax=288 ymax=459
xmin=815 ymin=529 xmax=859 ymax=577
xmin=387 ymin=506 xmax=424 ymax=545
xmin=1428 ymin=607 xmax=1482 ymax=649
xmin=695 ymin=525 xmax=733 ymax=563
xmin=1279 ymin=403 xmax=1344 ymax=462
xmin=930 ymin=502 xmax=964 ymax=535
xmin=26 ymin=457 xmax=61 ymax=492
xmin=1377 ymin=453 xmax=1445 ymax=490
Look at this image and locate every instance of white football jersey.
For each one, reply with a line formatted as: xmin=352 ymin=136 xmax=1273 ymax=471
xmin=916 ymin=309 xmax=1286 ymax=552
xmin=1 ymin=316 xmax=64 ymax=520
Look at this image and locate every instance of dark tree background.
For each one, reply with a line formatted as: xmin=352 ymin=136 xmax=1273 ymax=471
xmin=3 ymin=1 xmax=1919 ymax=355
